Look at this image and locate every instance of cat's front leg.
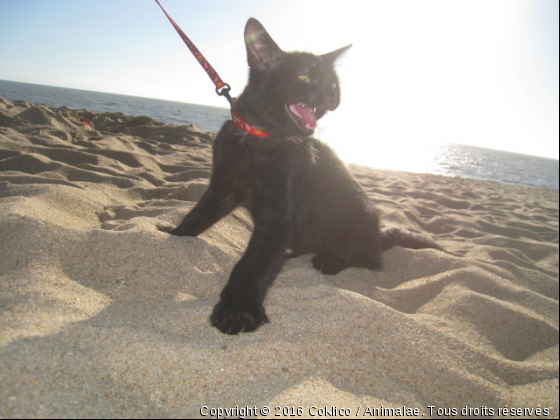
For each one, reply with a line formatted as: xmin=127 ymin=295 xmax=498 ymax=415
xmin=211 ymin=209 xmax=292 ymax=334
xmin=164 ymin=186 xmax=235 ymax=237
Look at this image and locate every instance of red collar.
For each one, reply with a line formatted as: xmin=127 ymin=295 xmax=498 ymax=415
xmin=231 ymin=110 xmax=270 ymax=137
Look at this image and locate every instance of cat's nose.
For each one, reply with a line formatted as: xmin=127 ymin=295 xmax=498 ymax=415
xmin=321 ymin=90 xmax=340 ymax=111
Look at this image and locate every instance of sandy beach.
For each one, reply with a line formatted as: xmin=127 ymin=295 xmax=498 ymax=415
xmin=0 ymin=97 xmax=558 ymax=418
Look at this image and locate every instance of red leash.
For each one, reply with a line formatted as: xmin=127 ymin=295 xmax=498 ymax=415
xmin=154 ymin=0 xmax=269 ymax=138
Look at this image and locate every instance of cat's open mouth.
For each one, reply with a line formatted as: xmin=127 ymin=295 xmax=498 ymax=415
xmin=287 ymin=103 xmax=317 ymax=133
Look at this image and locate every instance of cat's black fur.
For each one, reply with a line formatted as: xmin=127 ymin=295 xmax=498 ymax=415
xmin=165 ymin=18 xmax=441 ymax=334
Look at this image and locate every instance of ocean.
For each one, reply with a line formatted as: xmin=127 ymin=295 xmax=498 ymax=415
xmin=1 ymin=79 xmax=557 ymax=190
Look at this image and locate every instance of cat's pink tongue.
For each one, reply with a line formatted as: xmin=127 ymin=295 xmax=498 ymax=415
xmin=289 ymin=103 xmax=317 ymax=130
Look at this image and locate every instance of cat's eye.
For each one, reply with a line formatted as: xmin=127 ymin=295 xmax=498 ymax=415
xmin=298 ymin=75 xmax=311 ymax=83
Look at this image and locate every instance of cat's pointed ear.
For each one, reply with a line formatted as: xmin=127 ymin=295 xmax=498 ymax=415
xmin=321 ymin=44 xmax=352 ymax=63
xmin=244 ymin=18 xmax=283 ymax=72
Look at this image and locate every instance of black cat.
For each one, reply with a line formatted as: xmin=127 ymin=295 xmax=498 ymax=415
xmin=165 ymin=18 xmax=441 ymax=334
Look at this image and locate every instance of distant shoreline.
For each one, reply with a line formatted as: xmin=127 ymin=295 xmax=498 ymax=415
xmin=0 ymin=81 xmax=558 ymax=190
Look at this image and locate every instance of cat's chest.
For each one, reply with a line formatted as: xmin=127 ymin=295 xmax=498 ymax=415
xmin=213 ymin=134 xmax=313 ymax=198
xmin=232 ymin=138 xmax=296 ymax=182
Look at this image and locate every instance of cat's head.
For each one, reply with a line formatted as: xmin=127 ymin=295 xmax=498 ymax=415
xmin=241 ymin=18 xmax=351 ymax=137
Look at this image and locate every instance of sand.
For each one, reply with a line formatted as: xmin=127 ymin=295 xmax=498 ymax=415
xmin=0 ymin=97 xmax=558 ymax=418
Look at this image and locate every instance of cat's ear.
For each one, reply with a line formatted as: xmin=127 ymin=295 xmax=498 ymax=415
xmin=321 ymin=44 xmax=352 ymax=63
xmin=244 ymin=18 xmax=283 ymax=72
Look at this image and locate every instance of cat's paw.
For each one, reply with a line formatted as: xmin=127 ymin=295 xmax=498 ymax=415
xmin=167 ymin=226 xmax=185 ymax=236
xmin=157 ymin=224 xmax=175 ymax=234
xmin=210 ymin=299 xmax=269 ymax=335
xmin=158 ymin=224 xmax=193 ymax=236
xmin=285 ymin=250 xmax=303 ymax=259
xmin=311 ymin=254 xmax=348 ymax=275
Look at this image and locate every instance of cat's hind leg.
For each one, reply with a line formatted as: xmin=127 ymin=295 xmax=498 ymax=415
xmin=311 ymin=247 xmax=382 ymax=274
xmin=311 ymin=253 xmax=350 ymax=275
xmin=310 ymin=220 xmax=383 ymax=274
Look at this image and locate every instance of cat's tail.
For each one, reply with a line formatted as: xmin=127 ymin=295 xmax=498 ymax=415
xmin=380 ymin=227 xmax=444 ymax=253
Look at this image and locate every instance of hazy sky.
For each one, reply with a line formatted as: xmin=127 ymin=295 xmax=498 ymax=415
xmin=0 ymin=0 xmax=558 ymax=162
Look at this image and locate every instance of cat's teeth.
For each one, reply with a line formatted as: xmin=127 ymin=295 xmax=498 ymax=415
xmin=296 ymin=103 xmax=317 ymax=115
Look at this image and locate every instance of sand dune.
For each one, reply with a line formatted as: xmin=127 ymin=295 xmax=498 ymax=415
xmin=0 ymin=98 xmax=558 ymax=418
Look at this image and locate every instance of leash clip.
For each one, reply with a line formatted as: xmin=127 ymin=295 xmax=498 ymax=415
xmin=216 ymin=83 xmax=234 ymax=105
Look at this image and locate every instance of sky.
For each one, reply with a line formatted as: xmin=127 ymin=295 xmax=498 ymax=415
xmin=0 ymin=0 xmax=558 ymax=165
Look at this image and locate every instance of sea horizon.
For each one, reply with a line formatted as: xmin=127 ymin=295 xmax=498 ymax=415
xmin=1 ymin=78 xmax=558 ymax=190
